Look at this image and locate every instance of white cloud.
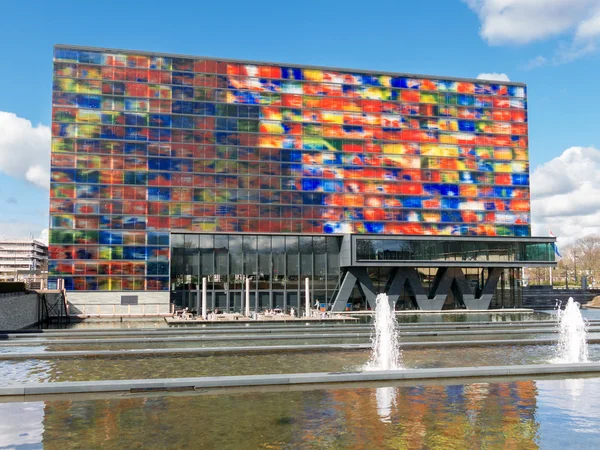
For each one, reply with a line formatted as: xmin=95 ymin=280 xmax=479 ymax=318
xmin=464 ymin=0 xmax=598 ymax=44
xmin=0 ymin=112 xmax=50 ymax=190
xmin=464 ymin=0 xmax=600 ymax=65
xmin=0 ymin=220 xmax=49 ymax=243
xmin=531 ymin=146 xmax=600 ymax=245
xmin=524 ymin=55 xmax=548 ymax=69
xmin=476 ymin=72 xmax=510 ymax=81
xmin=575 ymin=11 xmax=600 ymax=39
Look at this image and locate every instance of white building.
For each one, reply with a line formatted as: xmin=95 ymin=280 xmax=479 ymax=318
xmin=0 ymin=239 xmax=48 ymax=284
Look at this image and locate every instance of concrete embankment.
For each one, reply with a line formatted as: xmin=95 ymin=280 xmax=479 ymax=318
xmin=2 ymin=362 xmax=600 ymax=398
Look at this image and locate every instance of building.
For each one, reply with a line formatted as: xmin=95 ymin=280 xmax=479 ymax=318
xmin=49 ymin=44 xmax=556 ymax=315
xmin=0 ymin=239 xmax=48 ymax=285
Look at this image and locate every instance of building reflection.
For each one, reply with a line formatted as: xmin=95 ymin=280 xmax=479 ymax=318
xmin=37 ymin=381 xmax=540 ymax=448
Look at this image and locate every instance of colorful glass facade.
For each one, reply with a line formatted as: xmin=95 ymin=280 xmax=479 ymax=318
xmin=49 ymin=45 xmax=530 ymax=291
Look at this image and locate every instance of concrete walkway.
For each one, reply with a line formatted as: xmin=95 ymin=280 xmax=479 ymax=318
xmin=2 ymin=362 xmax=600 ymax=397
xmin=2 ymin=337 xmax=599 ymax=360
xmin=2 ymin=326 xmax=599 ymax=347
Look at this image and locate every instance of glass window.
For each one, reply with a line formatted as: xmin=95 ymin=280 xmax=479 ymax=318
xmin=199 ymin=234 xmax=213 ymax=250
xmin=200 ymin=252 xmax=213 ymax=276
xmin=258 ymin=254 xmax=271 ymax=282
xmin=243 ymin=235 xmax=257 ymax=253
xmin=171 ymin=234 xmax=184 ymax=248
xmin=215 ymin=235 xmax=228 ymax=251
xmin=327 ymin=237 xmax=341 ymax=255
xmin=258 ymin=236 xmax=271 ymax=254
xmin=273 ymin=254 xmax=285 ymax=288
xmin=314 ymin=254 xmax=326 ymax=279
xmin=272 ymin=236 xmax=285 ymax=254
xmin=215 ymin=251 xmax=228 ymax=276
xmin=285 ymin=236 xmax=298 ymax=254
xmin=287 ymin=253 xmax=299 ymax=283
xmin=299 ymin=236 xmax=313 ymax=254
xmin=184 ymin=235 xmax=199 ymax=249
xmin=313 ymin=237 xmax=327 ymax=254
xmin=244 ymin=253 xmax=257 ymax=276
xmin=301 ymin=254 xmax=312 ymax=277
xmin=229 ymin=235 xmax=242 ymax=254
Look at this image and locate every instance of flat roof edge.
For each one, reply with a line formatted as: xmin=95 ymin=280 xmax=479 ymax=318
xmin=53 ymin=44 xmax=527 ymax=87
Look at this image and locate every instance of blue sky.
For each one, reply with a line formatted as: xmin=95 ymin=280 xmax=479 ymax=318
xmin=1 ymin=0 xmax=599 ymax=243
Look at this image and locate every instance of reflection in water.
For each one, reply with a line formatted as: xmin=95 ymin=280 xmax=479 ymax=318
xmin=0 ymin=402 xmax=44 ymax=448
xmin=537 ymin=378 xmax=600 ymax=449
xmin=375 ymin=386 xmax=396 ymax=423
xmin=0 ymin=380 xmax=558 ymax=449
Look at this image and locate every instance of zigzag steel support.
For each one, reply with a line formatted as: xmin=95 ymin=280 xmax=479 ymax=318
xmin=331 ymin=268 xmax=378 ymax=312
xmin=463 ymin=268 xmax=503 ymax=310
xmin=387 ymin=268 xmax=429 ymax=310
xmin=331 ymin=266 xmax=503 ymax=312
xmin=330 ymin=270 xmax=357 ymax=312
xmin=418 ymin=268 xmax=449 ymax=311
xmin=354 ymin=268 xmax=378 ymax=310
xmin=448 ymin=267 xmax=476 ymax=306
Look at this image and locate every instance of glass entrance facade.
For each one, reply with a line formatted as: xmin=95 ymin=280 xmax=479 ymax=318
xmin=170 ymin=233 xmax=528 ymax=311
xmin=170 ymin=233 xmax=341 ymax=310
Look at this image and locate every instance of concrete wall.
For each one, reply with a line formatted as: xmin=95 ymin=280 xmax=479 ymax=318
xmin=522 ymin=287 xmax=600 ymax=309
xmin=0 ymin=293 xmax=39 ymax=330
xmin=66 ymin=291 xmax=170 ymax=316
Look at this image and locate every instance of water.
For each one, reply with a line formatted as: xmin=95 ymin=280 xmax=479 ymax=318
xmin=4 ymin=378 xmax=600 ymax=448
xmin=554 ymin=298 xmax=589 ymax=363
xmin=364 ymin=294 xmax=402 ymax=371
xmin=4 ymin=311 xmax=600 ymax=447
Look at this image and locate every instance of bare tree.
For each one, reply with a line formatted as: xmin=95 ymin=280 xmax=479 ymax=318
xmin=556 ymin=234 xmax=600 ymax=289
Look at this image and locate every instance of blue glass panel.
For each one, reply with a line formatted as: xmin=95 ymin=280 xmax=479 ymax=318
xmin=458 ymin=120 xmax=475 ymax=132
xmin=423 ymin=184 xmax=442 ymax=195
xmin=457 ymin=95 xmax=474 ymax=106
xmin=122 ymin=217 xmax=147 ymax=230
xmin=441 ymin=197 xmax=460 ymax=209
xmin=124 ymin=127 xmax=148 ymax=141
xmin=512 ymin=174 xmax=529 ymax=185
xmin=281 ymin=67 xmax=303 ymax=80
xmin=194 ymin=102 xmax=216 ymax=115
xmin=148 ymin=158 xmax=170 ymax=171
xmin=441 ymin=185 xmax=459 ymax=196
xmin=494 ymin=187 xmax=514 ymax=198
xmin=514 ymin=226 xmax=530 ymax=236
xmin=124 ymin=143 xmax=147 ymax=155
xmin=149 ymin=114 xmax=172 ymax=127
xmin=302 ymin=193 xmax=325 ymax=205
xmin=477 ymin=161 xmax=494 ymax=172
xmin=54 ymin=49 xmax=79 ymax=61
xmin=124 ymin=246 xmax=149 ymax=260
xmin=77 ymin=95 xmax=101 ymax=109
xmin=147 ymin=232 xmax=169 ymax=246
xmin=364 ymin=222 xmax=384 ymax=233
xmin=99 ymin=231 xmax=123 ymax=245
xmin=63 ymin=278 xmax=75 ymax=290
xmin=172 ymin=101 xmax=194 ymax=114
xmin=148 ymin=187 xmax=171 ymax=201
xmin=404 ymin=197 xmax=423 ymax=208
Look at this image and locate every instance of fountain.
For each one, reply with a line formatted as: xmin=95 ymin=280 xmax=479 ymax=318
xmin=364 ymin=293 xmax=402 ymax=371
xmin=554 ymin=297 xmax=589 ymax=363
